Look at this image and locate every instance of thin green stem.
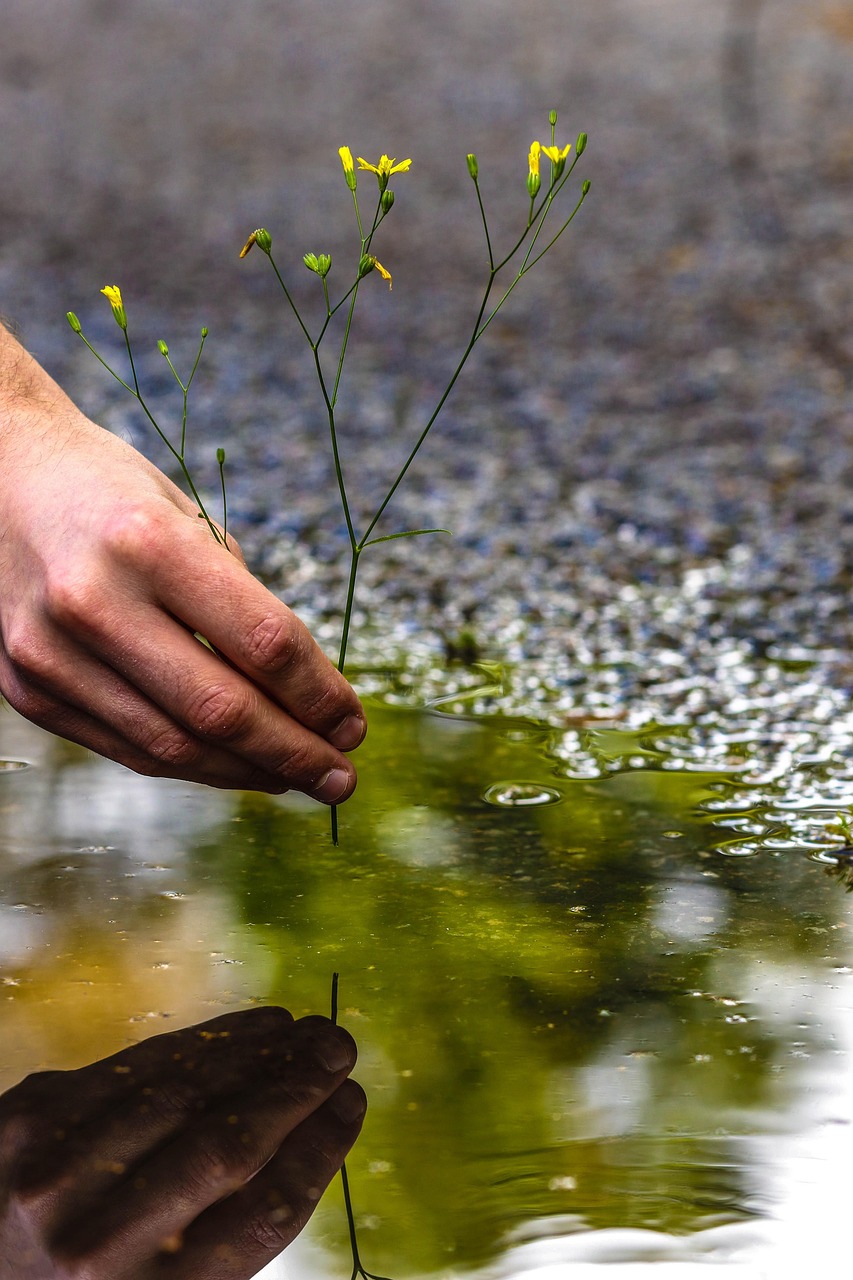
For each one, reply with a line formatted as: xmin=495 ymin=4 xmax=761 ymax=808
xmin=268 ymin=253 xmax=314 ymax=346
xmin=313 ymin=349 xmax=357 ymax=551
xmin=219 ymin=455 xmax=228 ymax=543
xmin=331 ymin=973 xmax=391 ymax=1280
xmin=77 ymin=334 xmax=135 ymax=392
xmin=123 ymin=330 xmax=224 ymax=545
xmin=359 ymin=272 xmax=496 ymax=547
xmin=473 ymin=177 xmax=494 ymax=270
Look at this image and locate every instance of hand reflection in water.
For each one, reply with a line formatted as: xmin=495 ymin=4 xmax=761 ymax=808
xmin=0 ymin=1006 xmax=365 ymax=1278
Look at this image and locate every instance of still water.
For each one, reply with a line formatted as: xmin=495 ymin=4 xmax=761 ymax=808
xmin=2 ymin=684 xmax=853 ymax=1278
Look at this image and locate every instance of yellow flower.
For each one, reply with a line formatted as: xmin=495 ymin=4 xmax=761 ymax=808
xmin=339 ymin=145 xmax=357 ymax=190
xmin=100 ymin=284 xmax=127 ymax=330
xmin=528 ymin=141 xmax=541 ymax=178
xmin=357 ymin=154 xmax=411 ymax=178
xmin=356 ymin=153 xmax=412 ymax=192
xmin=372 ymin=258 xmax=393 ymax=289
xmin=540 ymin=142 xmax=571 ymax=165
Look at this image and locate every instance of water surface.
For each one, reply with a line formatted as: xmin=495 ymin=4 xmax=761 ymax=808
xmin=2 ymin=689 xmax=853 ymax=1277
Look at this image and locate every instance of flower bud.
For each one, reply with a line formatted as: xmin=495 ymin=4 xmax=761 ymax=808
xmin=466 ymin=153 xmax=479 ymax=181
xmin=527 ymin=171 xmax=541 ymax=198
xmin=582 ymin=178 xmax=591 ymax=195
xmin=303 ymin=252 xmax=321 ymax=273
xmin=157 ymin=339 xmax=169 ymax=356
xmin=66 ymin=311 xmax=82 ymax=334
xmin=253 ymin=227 xmax=272 ymax=254
xmin=549 ymin=109 xmax=558 ymax=127
xmin=216 ymin=447 xmax=226 ymax=465
xmin=317 ymin=254 xmax=332 ymax=277
xmin=358 ymin=254 xmax=375 ymax=279
xmin=576 ymin=132 xmax=588 ymax=156
xmin=381 ymin=189 xmax=395 ymax=214
xmin=100 ymin=285 xmax=127 ymax=330
xmin=201 ymin=327 xmax=209 ymax=338
xmin=339 ymin=145 xmax=357 ymax=190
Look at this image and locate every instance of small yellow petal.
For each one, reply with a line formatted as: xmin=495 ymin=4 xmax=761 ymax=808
xmin=238 ymin=232 xmax=257 ymax=258
xmin=373 ymin=258 xmax=393 ymax=289
xmin=338 ymin=146 xmax=354 ymax=174
xmin=357 ymin=156 xmax=380 ymax=173
xmin=541 ymin=142 xmax=571 ymax=163
xmin=389 ymin=157 xmax=412 ymax=175
xmin=528 ymin=141 xmax=541 ymax=177
xmin=100 ymin=285 xmax=123 ymax=307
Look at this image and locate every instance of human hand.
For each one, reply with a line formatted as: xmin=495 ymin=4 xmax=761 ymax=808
xmin=0 ymin=331 xmax=365 ymax=798
xmin=0 ymin=1006 xmax=366 ymax=1279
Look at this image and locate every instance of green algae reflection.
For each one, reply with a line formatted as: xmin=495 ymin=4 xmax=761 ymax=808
xmin=189 ymin=701 xmax=847 ymax=1275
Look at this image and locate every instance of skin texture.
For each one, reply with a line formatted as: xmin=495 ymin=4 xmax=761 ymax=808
xmin=0 ymin=324 xmax=366 ymax=798
xmin=0 ymin=1006 xmax=366 ymax=1279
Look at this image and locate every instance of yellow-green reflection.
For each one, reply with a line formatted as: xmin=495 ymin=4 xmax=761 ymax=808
xmin=1 ymin=701 xmax=852 ymax=1275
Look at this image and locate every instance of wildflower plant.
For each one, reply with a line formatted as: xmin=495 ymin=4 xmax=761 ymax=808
xmin=67 ymin=110 xmax=590 ymax=844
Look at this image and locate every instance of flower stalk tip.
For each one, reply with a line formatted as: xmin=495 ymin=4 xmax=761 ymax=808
xmin=541 ymin=141 xmax=572 ymax=178
xmin=100 ymin=284 xmax=127 ymax=330
xmin=339 ymin=145 xmax=357 ymax=190
xmin=527 ymin=141 xmax=541 ymax=198
xmin=466 ymin=153 xmax=479 ymax=181
xmin=157 ymin=339 xmax=169 ymax=356
xmin=66 ymin=311 xmax=82 ymax=334
xmin=356 ymin=153 xmax=412 ymax=192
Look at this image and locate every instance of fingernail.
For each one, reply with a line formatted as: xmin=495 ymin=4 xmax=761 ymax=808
xmin=330 ymin=714 xmax=365 ymax=751
xmin=313 ymin=768 xmax=351 ymax=804
xmin=330 ymin=1081 xmax=367 ymax=1125
xmin=313 ymin=1029 xmax=355 ymax=1073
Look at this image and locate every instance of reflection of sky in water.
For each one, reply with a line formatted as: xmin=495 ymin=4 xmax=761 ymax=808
xmin=4 ymin=703 xmax=853 ymax=1277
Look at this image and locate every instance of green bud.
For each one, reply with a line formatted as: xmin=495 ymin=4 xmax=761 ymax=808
xmin=157 ymin=339 xmax=169 ymax=356
xmin=253 ymin=227 xmax=272 ymax=254
xmin=316 ymin=254 xmax=332 ymax=277
xmin=549 ymin=109 xmax=558 ymax=127
xmin=201 ymin=327 xmax=209 ymax=338
xmin=65 ymin=311 xmax=82 ymax=334
xmin=466 ymin=153 xmax=479 ymax=181
xmin=381 ymin=189 xmax=395 ymax=214
xmin=358 ymin=254 xmax=375 ymax=279
xmin=345 ymin=168 xmax=357 ymax=192
xmin=111 ymin=305 xmax=128 ymax=331
xmin=527 ymin=172 xmax=541 ymax=199
xmin=303 ymin=252 xmax=321 ymax=273
xmin=576 ymin=131 xmax=588 ymax=156
xmin=582 ymin=179 xmax=591 ymax=195
xmin=216 ymin=447 xmax=226 ymax=465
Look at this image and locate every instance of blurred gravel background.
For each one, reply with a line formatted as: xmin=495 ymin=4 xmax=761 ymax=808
xmin=2 ymin=0 xmax=853 ymax=745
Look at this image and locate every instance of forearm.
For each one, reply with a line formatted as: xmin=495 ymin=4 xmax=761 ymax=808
xmin=0 ymin=322 xmax=91 ymax=461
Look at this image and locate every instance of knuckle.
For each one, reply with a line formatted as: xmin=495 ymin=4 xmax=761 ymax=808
xmin=43 ymin=569 xmax=104 ymax=632
xmin=102 ymin=500 xmax=171 ymax=567
xmin=268 ymin=739 xmax=318 ymax=785
xmin=185 ymin=683 xmax=253 ymax=741
xmin=242 ymin=610 xmax=303 ymax=675
xmin=297 ymin=678 xmax=350 ymax=728
xmin=137 ymin=1079 xmax=199 ymax=1129
xmin=141 ymin=726 xmax=201 ymax=769
xmin=2 ymin=621 xmax=55 ymax=683
xmin=181 ymin=1131 xmax=252 ymax=1199
xmin=242 ymin=1201 xmax=308 ymax=1254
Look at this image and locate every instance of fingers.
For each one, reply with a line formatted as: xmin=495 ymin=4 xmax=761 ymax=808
xmin=125 ymin=508 xmax=367 ymax=752
xmin=0 ymin=633 xmax=293 ymax=794
xmin=49 ymin=596 xmax=359 ymax=801
xmin=46 ymin=1018 xmax=361 ymax=1277
xmin=167 ymin=1082 xmax=366 ymax=1279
